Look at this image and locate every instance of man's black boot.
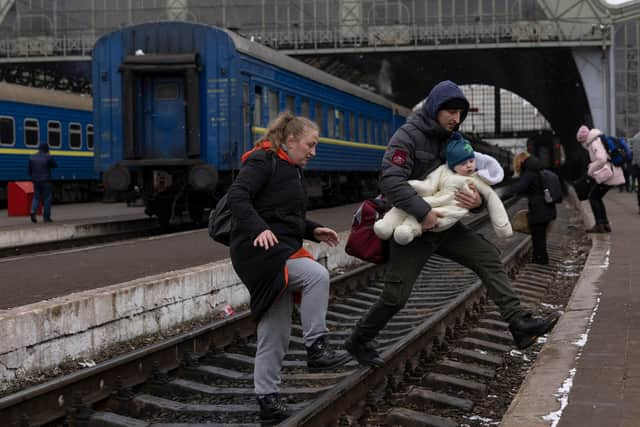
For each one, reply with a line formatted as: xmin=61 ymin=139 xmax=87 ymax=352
xmin=30 ymin=213 xmax=37 ymax=223
xmin=306 ymin=335 xmax=350 ymax=371
xmin=257 ymin=393 xmax=291 ymax=423
xmin=509 ymin=312 xmax=561 ymax=350
xmin=344 ymin=335 xmax=384 ymax=367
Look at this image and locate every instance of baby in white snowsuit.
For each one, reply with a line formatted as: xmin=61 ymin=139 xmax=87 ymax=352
xmin=374 ymin=133 xmax=513 ymax=245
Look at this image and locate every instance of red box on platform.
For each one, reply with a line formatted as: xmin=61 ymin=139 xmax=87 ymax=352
xmin=7 ymin=181 xmax=41 ymax=216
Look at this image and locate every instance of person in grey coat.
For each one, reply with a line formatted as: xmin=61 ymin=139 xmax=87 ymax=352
xmin=28 ymin=142 xmax=57 ymax=223
xmin=345 ymin=80 xmax=560 ymax=367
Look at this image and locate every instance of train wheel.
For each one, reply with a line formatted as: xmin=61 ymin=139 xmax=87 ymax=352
xmin=189 ymin=207 xmax=205 ymax=225
xmin=157 ymin=207 xmax=172 ymax=228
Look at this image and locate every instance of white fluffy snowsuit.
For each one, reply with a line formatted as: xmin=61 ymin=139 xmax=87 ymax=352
xmin=374 ymin=152 xmax=513 ymax=245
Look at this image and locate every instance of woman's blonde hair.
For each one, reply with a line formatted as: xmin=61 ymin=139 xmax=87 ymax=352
xmin=512 ymin=151 xmax=530 ymax=176
xmin=258 ymin=111 xmax=318 ymax=152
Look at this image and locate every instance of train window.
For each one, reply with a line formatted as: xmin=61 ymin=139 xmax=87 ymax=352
xmin=24 ymin=119 xmax=39 ymax=147
xmin=314 ymin=103 xmax=324 ymax=133
xmin=47 ymin=121 xmax=61 ymax=148
xmin=87 ymin=124 xmax=94 ymax=150
xmin=372 ymin=121 xmax=378 ymax=145
xmin=327 ymin=107 xmax=335 ymax=137
xmin=349 ymin=113 xmax=355 ymax=141
xmin=254 ymin=86 xmax=263 ymax=127
xmin=383 ymin=123 xmax=389 ymax=145
xmin=301 ymin=99 xmax=310 ymax=118
xmin=155 ymin=83 xmax=179 ymax=100
xmin=358 ymin=116 xmax=364 ymax=142
xmin=69 ymin=123 xmax=82 ymax=149
xmin=367 ymin=119 xmax=372 ymax=144
xmin=268 ymin=90 xmax=279 ymax=123
xmin=337 ymin=110 xmax=345 ymax=139
xmin=285 ymin=95 xmax=295 ymax=113
xmin=0 ymin=116 xmax=15 ymax=146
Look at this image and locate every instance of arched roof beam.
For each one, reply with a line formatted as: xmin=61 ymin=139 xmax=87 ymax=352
xmin=536 ymin=0 xmax=612 ymax=41
xmin=595 ymin=0 xmax=640 ymax=23
xmin=0 ymin=0 xmax=15 ymax=26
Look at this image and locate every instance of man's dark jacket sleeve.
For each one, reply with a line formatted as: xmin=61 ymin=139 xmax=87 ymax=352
xmin=380 ymin=128 xmax=433 ymax=222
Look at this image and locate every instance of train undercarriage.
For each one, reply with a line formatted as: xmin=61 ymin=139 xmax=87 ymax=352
xmin=104 ymin=164 xmax=381 ymax=226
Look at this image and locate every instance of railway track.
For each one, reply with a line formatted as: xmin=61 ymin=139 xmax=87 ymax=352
xmin=0 ymin=200 xmax=586 ymax=427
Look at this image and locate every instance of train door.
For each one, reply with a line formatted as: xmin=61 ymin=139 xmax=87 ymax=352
xmin=142 ymin=77 xmax=186 ymax=158
xmin=242 ymin=80 xmax=251 ymax=155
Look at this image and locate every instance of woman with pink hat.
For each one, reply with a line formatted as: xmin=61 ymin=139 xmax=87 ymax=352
xmin=576 ymin=125 xmax=625 ymax=233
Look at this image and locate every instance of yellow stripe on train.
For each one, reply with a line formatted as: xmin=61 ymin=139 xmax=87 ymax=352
xmin=253 ymin=126 xmax=386 ymax=151
xmin=0 ymin=148 xmax=95 ymax=157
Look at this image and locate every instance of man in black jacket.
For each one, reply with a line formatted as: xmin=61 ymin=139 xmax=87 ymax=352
xmin=345 ymin=80 xmax=560 ymax=366
xmin=29 ymin=142 xmax=57 ymax=223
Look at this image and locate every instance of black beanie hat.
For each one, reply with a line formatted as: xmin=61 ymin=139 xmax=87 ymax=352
xmin=439 ymin=98 xmax=468 ymax=112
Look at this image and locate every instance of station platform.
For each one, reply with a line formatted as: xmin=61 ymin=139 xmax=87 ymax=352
xmin=502 ymin=190 xmax=640 ymax=427
xmin=0 ymin=201 xmax=146 ymax=230
xmin=0 ymin=202 xmax=150 ymax=250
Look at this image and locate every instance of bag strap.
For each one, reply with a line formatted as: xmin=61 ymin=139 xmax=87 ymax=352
xmin=264 ymin=150 xmax=278 ymax=180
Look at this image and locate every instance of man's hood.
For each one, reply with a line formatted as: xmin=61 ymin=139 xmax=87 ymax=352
xmin=422 ymin=80 xmax=470 ymax=123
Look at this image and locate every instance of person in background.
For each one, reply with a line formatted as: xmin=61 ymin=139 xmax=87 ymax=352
xmin=227 ymin=112 xmax=349 ymax=424
xmin=502 ymin=152 xmax=557 ymax=265
xmin=630 ymin=131 xmax=640 ymax=213
xmin=576 ymin=125 xmax=625 ymax=232
xmin=344 ymin=80 xmax=560 ymax=369
xmin=618 ymin=157 xmax=633 ymax=193
xmin=28 ymin=142 xmax=57 ymax=223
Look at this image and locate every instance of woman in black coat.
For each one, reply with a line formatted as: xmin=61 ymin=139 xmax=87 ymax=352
xmin=227 ymin=112 xmax=349 ymax=423
xmin=503 ymin=152 xmax=557 ymax=265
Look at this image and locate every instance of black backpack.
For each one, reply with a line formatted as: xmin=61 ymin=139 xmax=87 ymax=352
xmin=539 ymin=169 xmax=563 ymax=204
xmin=208 ymin=154 xmax=277 ymax=246
xmin=208 ymin=193 xmax=233 ymax=245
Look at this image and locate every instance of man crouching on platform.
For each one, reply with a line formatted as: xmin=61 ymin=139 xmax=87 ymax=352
xmin=344 ymin=80 xmax=561 ymax=367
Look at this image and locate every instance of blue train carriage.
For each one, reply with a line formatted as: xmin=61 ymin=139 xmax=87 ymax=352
xmin=0 ymin=82 xmax=95 ymax=205
xmin=92 ymin=21 xmax=410 ymax=223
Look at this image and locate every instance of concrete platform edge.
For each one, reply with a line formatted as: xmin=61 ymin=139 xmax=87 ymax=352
xmin=0 ymin=217 xmax=155 ymax=249
xmin=0 ymin=231 xmax=361 ymax=385
xmin=500 ymin=189 xmax=607 ymax=427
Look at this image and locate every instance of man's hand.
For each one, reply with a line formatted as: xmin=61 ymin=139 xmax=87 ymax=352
xmin=421 ymin=210 xmax=445 ymax=231
xmin=455 ymin=183 xmax=482 ymax=209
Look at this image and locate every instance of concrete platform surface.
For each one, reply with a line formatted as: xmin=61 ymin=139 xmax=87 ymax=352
xmin=501 ymin=190 xmax=640 ymax=427
xmin=0 ymin=202 xmax=146 ymax=230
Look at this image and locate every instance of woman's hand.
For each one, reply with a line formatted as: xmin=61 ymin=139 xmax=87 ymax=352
xmin=313 ymin=227 xmax=339 ymax=247
xmin=455 ymin=183 xmax=482 ymax=209
xmin=253 ymin=229 xmax=279 ymax=250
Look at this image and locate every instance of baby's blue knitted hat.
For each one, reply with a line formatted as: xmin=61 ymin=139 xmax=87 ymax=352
xmin=446 ymin=132 xmax=475 ymax=170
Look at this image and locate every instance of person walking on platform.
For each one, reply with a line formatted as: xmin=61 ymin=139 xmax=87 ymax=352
xmin=630 ymin=131 xmax=640 ymax=213
xmin=502 ymin=152 xmax=557 ymax=265
xmin=28 ymin=142 xmax=57 ymax=223
xmin=576 ymin=125 xmax=625 ymax=232
xmin=344 ymin=80 xmax=560 ymax=368
xmin=227 ymin=112 xmax=350 ymax=424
